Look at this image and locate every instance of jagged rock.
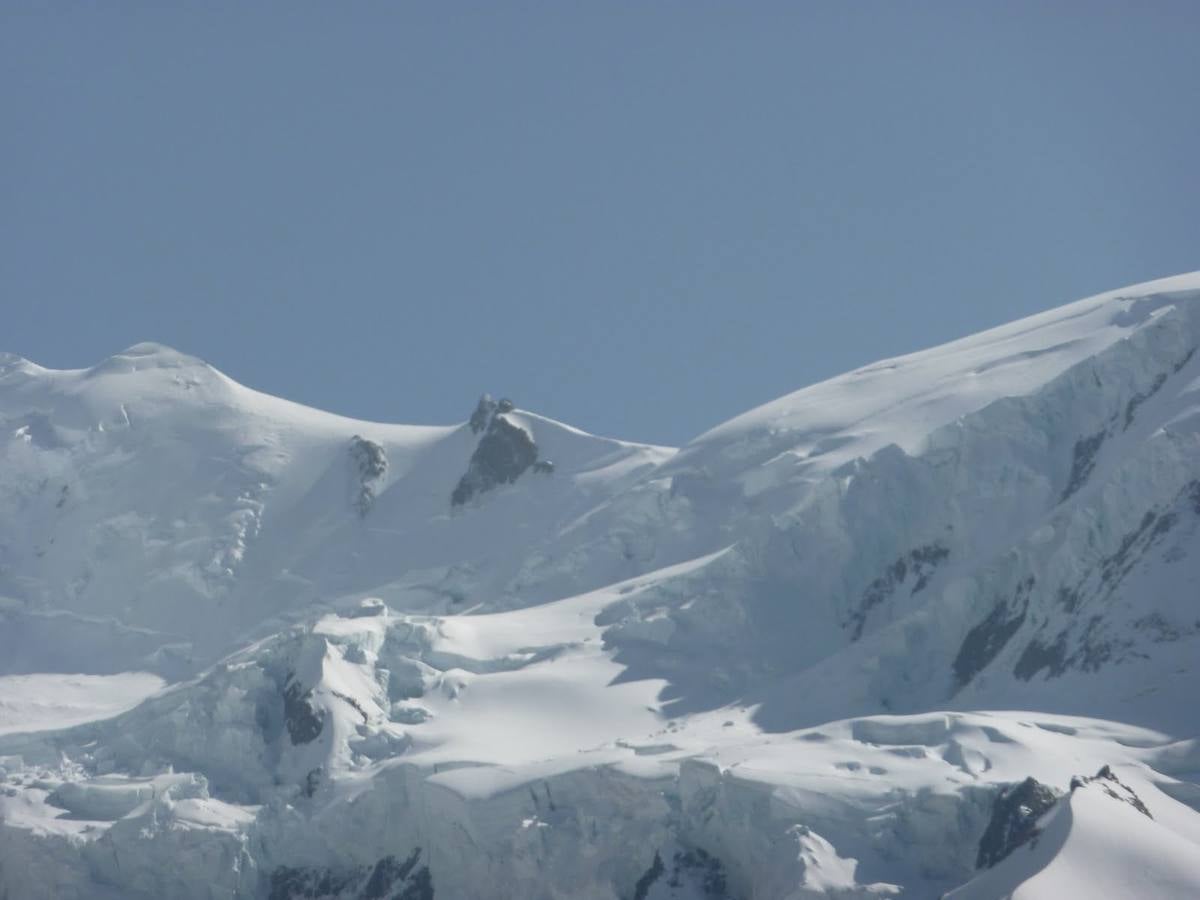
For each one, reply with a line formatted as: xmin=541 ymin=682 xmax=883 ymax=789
xmin=633 ymin=851 xmax=665 ymax=900
xmin=1070 ymin=765 xmax=1152 ymax=817
xmin=1014 ymin=499 xmax=1185 ymax=682
xmin=953 ymin=604 xmax=1025 ymax=688
xmin=631 ymin=846 xmax=730 ymax=900
xmin=468 ymin=394 xmax=497 ymax=434
xmin=451 ymin=415 xmax=539 ymax=506
xmin=282 ymin=675 xmax=324 ymax=745
xmin=976 ymin=776 xmax=1061 ymax=868
xmin=1013 ymin=632 xmax=1069 ymax=681
xmin=848 ymin=543 xmax=950 ymax=639
xmin=533 ymin=459 xmax=555 ymax=475
xmin=269 ymin=849 xmax=432 ymax=900
xmin=1060 ymin=429 xmax=1106 ymax=502
xmin=496 ymin=398 xmax=515 ymax=414
xmin=349 ymin=435 xmax=388 ymax=516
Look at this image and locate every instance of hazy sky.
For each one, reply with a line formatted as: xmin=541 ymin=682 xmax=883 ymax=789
xmin=4 ymin=2 xmax=1198 ymax=445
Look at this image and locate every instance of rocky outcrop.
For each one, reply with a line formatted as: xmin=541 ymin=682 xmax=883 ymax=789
xmin=847 ymin=543 xmax=950 ymax=639
xmin=468 ymin=395 xmax=496 ymax=434
xmin=975 ymin=768 xmax=1150 ymax=873
xmin=632 ymin=846 xmax=731 ymax=899
xmin=452 ymin=416 xmax=538 ymax=506
xmin=282 ymin=674 xmax=324 ymax=746
xmin=976 ymin=776 xmax=1061 ymax=868
xmin=269 ymin=849 xmax=433 ymax=900
xmin=1070 ymin=765 xmax=1152 ymax=817
xmin=453 ymin=395 xmax=552 ymax=506
xmin=953 ymin=577 xmax=1036 ymax=688
xmin=349 ymin=435 xmax=388 ymax=516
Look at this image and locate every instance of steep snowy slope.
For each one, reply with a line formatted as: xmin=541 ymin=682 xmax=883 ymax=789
xmin=0 ymin=343 xmax=670 ymax=675
xmin=590 ymin=272 xmax=1200 ymax=731
xmin=2 ymin=273 xmax=1200 ymax=899
xmin=947 ymin=766 xmax=1200 ymax=899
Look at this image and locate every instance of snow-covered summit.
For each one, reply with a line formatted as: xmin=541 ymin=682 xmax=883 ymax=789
xmin=679 ymin=271 xmax=1199 ymax=484
xmin=3 ymin=274 xmax=1200 ymax=898
xmin=0 ymin=343 xmax=671 ymax=674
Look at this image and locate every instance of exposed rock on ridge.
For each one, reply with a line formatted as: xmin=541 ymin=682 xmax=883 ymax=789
xmin=452 ymin=395 xmax=553 ymax=506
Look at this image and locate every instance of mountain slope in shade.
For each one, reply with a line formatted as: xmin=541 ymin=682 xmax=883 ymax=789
xmin=1 ymin=273 xmax=1199 ymax=898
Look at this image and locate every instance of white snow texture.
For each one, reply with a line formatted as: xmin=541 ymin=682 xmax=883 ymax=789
xmin=2 ymin=273 xmax=1200 ymax=898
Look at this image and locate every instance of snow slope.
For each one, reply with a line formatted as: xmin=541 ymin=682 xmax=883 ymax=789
xmin=2 ymin=273 xmax=1200 ymax=898
xmin=0 ymin=343 xmax=670 ymax=674
xmin=946 ymin=766 xmax=1200 ymax=899
xmin=0 ymin=673 xmax=164 ymax=736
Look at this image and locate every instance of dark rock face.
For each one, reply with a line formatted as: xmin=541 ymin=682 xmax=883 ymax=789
xmin=1071 ymin=765 xmax=1153 ymax=818
xmin=1060 ymin=429 xmax=1106 ymax=503
xmin=1015 ymin=492 xmax=1189 ymax=682
xmin=349 ymin=435 xmax=388 ymax=516
xmin=1124 ymin=347 xmax=1193 ymax=429
xmin=847 ymin=543 xmax=949 ymax=640
xmin=953 ymin=577 xmax=1035 ymax=688
xmin=468 ymin=395 xmax=497 ymax=434
xmin=1013 ymin=631 xmax=1068 ymax=681
xmin=269 ymin=849 xmax=433 ymax=900
xmin=454 ymin=394 xmax=560 ymax=506
xmin=954 ymin=607 xmax=1025 ymax=688
xmin=632 ymin=847 xmax=730 ymax=899
xmin=452 ymin=414 xmax=539 ymax=507
xmin=633 ymin=851 xmax=665 ymax=900
xmin=976 ymin=777 xmax=1061 ymax=869
xmin=283 ymin=675 xmax=324 ymax=745
xmin=1100 ymin=508 xmax=1175 ymax=587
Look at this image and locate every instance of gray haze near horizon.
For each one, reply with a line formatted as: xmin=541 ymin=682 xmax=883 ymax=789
xmin=3 ymin=3 xmax=1198 ymax=446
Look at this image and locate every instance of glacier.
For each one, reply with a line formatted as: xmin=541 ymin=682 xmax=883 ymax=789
xmin=2 ymin=273 xmax=1200 ymax=897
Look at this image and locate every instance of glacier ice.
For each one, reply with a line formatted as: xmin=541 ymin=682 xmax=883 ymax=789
xmin=2 ymin=274 xmax=1200 ymax=897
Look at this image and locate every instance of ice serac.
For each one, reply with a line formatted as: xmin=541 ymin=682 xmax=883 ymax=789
xmin=596 ymin=273 xmax=1200 ymax=734
xmin=3 ymin=274 xmax=1200 ymax=898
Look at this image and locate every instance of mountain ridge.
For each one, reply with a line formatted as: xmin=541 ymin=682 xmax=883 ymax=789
xmin=2 ymin=272 xmax=1200 ymax=899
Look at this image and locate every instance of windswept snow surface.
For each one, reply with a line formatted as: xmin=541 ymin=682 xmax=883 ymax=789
xmin=0 ymin=673 xmax=165 ymax=736
xmin=3 ymin=274 xmax=1200 ymax=898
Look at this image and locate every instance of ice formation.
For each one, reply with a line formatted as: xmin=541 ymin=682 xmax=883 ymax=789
xmin=2 ymin=276 xmax=1200 ymax=897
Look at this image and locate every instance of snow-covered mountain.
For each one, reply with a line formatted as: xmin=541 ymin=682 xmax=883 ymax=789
xmin=2 ymin=272 xmax=1200 ymax=899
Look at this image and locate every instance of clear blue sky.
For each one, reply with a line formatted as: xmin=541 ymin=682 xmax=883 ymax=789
xmin=4 ymin=3 xmax=1198 ymax=445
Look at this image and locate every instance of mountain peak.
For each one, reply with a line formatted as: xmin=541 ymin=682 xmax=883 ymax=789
xmin=4 ymin=274 xmax=1200 ymax=899
xmin=85 ymin=341 xmax=210 ymax=378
